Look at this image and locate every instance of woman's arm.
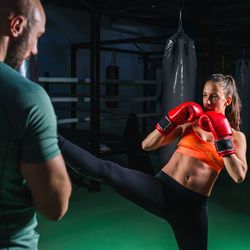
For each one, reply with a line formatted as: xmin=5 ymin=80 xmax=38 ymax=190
xmin=199 ymin=111 xmax=248 ymax=183
xmin=142 ymin=125 xmax=183 ymax=151
xmin=223 ymin=131 xmax=248 ymax=183
xmin=142 ymin=102 xmax=203 ymax=151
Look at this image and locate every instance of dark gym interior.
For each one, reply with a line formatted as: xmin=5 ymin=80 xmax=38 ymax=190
xmin=19 ymin=0 xmax=250 ymax=249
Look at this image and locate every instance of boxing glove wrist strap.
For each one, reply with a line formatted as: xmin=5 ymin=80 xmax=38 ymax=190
xmin=215 ymin=137 xmax=236 ymax=156
xmin=156 ymin=116 xmax=176 ymax=136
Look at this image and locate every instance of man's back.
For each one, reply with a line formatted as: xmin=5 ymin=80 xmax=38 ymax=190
xmin=0 ymin=62 xmax=70 ymax=248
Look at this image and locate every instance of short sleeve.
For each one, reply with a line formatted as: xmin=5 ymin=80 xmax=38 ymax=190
xmin=20 ymin=86 xmax=60 ymax=163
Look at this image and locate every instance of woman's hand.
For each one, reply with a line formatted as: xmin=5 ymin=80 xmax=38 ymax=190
xmin=156 ymin=102 xmax=203 ymax=136
xmin=199 ymin=111 xmax=248 ymax=183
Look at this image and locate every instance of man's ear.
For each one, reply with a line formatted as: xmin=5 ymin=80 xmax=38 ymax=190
xmin=9 ymin=15 xmax=26 ymax=37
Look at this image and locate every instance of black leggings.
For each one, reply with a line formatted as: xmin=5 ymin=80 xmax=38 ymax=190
xmin=58 ymin=135 xmax=208 ymax=250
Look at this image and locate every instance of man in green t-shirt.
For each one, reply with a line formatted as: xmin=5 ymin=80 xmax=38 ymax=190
xmin=0 ymin=0 xmax=72 ymax=248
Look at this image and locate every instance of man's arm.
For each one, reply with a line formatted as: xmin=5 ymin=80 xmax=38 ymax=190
xmin=20 ymin=153 xmax=72 ymax=221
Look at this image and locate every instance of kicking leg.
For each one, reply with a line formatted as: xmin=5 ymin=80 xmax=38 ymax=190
xmin=59 ymin=134 xmax=167 ymax=219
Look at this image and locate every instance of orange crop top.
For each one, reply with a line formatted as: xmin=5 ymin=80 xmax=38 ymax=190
xmin=176 ymin=124 xmax=224 ymax=173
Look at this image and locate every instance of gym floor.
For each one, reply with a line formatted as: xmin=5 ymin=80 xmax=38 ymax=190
xmin=37 ymin=154 xmax=250 ymax=250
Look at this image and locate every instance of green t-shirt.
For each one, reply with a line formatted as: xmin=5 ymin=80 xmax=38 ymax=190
xmin=0 ymin=62 xmax=60 ymax=249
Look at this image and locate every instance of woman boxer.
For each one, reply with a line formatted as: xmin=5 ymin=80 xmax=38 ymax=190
xmin=58 ymin=74 xmax=247 ymax=250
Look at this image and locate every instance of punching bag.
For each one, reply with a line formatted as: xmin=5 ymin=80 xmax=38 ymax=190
xmin=105 ymin=52 xmax=119 ymax=108
xmin=235 ymin=52 xmax=250 ymax=137
xmin=160 ymin=11 xmax=197 ymax=164
xmin=105 ymin=65 xmax=119 ymax=108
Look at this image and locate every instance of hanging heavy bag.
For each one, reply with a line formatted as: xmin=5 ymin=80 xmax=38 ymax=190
xmin=235 ymin=51 xmax=250 ymax=136
xmin=105 ymin=64 xmax=119 ymax=108
xmin=159 ymin=9 xmax=197 ymax=164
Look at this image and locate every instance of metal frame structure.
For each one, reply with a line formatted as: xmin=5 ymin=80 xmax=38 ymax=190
xmin=70 ymin=10 xmax=164 ymax=155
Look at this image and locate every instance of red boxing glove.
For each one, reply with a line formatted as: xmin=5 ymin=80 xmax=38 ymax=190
xmin=156 ymin=102 xmax=203 ymax=136
xmin=198 ymin=111 xmax=236 ymax=156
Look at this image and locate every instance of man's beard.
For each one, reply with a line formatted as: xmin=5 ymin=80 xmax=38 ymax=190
xmin=4 ymin=28 xmax=30 ymax=70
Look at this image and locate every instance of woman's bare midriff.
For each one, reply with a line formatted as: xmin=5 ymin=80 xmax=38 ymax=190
xmin=161 ymin=151 xmax=219 ymax=197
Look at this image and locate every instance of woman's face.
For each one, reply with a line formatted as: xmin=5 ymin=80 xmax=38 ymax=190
xmin=202 ymin=81 xmax=231 ymax=113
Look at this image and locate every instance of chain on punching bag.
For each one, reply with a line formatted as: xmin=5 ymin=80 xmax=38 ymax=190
xmin=159 ymin=8 xmax=197 ymax=164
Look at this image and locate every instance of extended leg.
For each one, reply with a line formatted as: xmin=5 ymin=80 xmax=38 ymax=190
xmin=58 ymin=134 xmax=167 ymax=219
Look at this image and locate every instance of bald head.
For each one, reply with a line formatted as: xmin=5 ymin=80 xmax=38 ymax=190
xmin=0 ymin=0 xmax=46 ymax=68
xmin=0 ymin=0 xmax=45 ymax=23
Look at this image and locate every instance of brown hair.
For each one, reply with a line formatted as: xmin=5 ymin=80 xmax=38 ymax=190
xmin=207 ymin=74 xmax=242 ymax=130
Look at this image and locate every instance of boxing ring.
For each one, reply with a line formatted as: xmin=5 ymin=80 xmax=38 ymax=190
xmin=39 ymin=77 xmax=161 ymax=151
xmin=38 ymin=77 xmax=160 ymax=190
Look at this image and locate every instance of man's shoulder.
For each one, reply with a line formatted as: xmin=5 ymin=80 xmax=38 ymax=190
xmin=0 ymin=62 xmax=26 ymax=83
xmin=1 ymin=62 xmax=34 ymax=84
xmin=0 ymin=64 xmax=50 ymax=114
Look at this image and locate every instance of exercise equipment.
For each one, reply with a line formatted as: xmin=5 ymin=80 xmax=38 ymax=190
xmin=106 ymin=52 xmax=119 ymax=108
xmin=39 ymin=77 xmax=161 ymax=128
xmin=160 ymin=8 xmax=197 ymax=164
xmin=235 ymin=50 xmax=250 ymax=136
xmin=48 ymin=76 xmax=160 ymax=190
